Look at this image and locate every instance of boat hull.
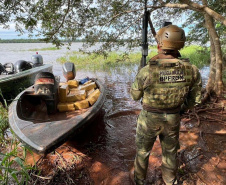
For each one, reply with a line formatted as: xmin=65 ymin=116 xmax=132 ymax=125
xmin=8 ymin=78 xmax=106 ymax=154
xmin=0 ymin=64 xmax=52 ymax=103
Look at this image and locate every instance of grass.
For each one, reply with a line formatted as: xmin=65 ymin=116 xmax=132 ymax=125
xmin=57 ymin=45 xmax=210 ymax=71
xmin=0 ymin=137 xmax=35 ymax=185
xmin=0 ymin=104 xmax=8 ymax=144
xmin=0 ymin=91 xmax=36 ymax=184
xmin=57 ymin=51 xmax=144 ymax=70
xmin=0 ymin=91 xmax=8 ymax=144
xmin=27 ymin=47 xmax=60 ymax=51
xmin=0 ymin=110 xmax=36 ymax=185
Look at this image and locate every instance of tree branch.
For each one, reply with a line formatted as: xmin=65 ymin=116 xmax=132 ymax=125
xmin=147 ymin=3 xmax=191 ymax=10
xmin=147 ymin=11 xmax=157 ymax=42
xmin=50 ymin=0 xmax=71 ymax=38
xmin=179 ymin=0 xmax=226 ymax=26
xmin=108 ymin=8 xmax=144 ymax=26
xmin=151 ymin=0 xmax=226 ymax=26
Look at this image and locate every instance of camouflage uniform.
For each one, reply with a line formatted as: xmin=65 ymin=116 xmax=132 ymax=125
xmin=130 ymin=52 xmax=202 ymax=185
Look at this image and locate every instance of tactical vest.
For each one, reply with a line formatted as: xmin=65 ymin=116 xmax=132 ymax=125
xmin=142 ymin=58 xmax=193 ymax=109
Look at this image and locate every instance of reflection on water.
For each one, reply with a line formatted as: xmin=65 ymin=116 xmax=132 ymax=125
xmin=199 ymin=66 xmax=210 ymax=88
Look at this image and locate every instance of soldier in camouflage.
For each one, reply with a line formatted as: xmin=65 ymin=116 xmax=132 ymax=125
xmin=130 ymin=25 xmax=202 ymax=185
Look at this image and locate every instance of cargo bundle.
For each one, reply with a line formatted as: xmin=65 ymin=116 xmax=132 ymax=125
xmin=57 ymin=79 xmax=101 ymax=112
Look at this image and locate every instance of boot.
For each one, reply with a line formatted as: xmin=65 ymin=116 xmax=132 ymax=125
xmin=129 ymin=167 xmax=146 ymax=185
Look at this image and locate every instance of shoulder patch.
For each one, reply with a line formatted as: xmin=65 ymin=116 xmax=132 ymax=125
xmin=159 ymin=69 xmax=185 ymax=83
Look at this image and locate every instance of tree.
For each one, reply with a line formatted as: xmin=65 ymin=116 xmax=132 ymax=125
xmin=180 ymin=0 xmax=225 ymax=97
xmin=0 ymin=0 xmax=225 ymax=96
xmin=145 ymin=0 xmax=225 ymax=97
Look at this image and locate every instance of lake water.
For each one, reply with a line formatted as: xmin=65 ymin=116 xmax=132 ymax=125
xmin=0 ymin=42 xmax=209 ymax=83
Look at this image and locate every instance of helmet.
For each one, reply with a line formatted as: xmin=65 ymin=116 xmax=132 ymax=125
xmin=156 ymin=25 xmax=186 ymax=50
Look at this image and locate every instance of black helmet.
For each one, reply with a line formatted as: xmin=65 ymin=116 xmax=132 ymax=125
xmin=14 ymin=60 xmax=32 ymax=73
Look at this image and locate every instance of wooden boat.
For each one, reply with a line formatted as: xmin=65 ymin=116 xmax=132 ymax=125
xmin=0 ymin=64 xmax=53 ymax=103
xmin=8 ymin=78 xmax=106 ymax=154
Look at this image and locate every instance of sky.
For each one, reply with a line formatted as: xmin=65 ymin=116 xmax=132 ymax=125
xmin=0 ymin=27 xmax=39 ymax=39
xmin=0 ymin=27 xmax=190 ymax=40
xmin=0 ymin=31 xmax=27 ymax=39
xmin=0 ymin=22 xmax=40 ymax=39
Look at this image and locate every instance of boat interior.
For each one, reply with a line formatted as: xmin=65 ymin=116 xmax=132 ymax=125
xmin=17 ymin=89 xmax=89 ymax=124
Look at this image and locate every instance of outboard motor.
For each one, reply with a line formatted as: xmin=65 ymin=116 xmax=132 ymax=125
xmin=0 ymin=63 xmax=5 ymax=75
xmin=34 ymin=72 xmax=58 ymax=114
xmin=31 ymin=52 xmax=43 ymax=67
xmin=62 ymin=62 xmax=76 ymax=81
xmin=14 ymin=60 xmax=32 ymax=73
xmin=2 ymin=63 xmax=14 ymax=75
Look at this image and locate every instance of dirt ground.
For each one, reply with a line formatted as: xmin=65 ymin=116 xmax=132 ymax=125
xmin=22 ymin=94 xmax=226 ymax=185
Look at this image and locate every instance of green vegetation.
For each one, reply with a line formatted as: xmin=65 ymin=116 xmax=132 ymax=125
xmin=0 ymin=91 xmax=8 ymax=144
xmin=57 ymin=45 xmax=210 ymax=71
xmin=0 ymin=91 xmax=36 ymax=184
xmin=0 ymin=138 xmax=35 ymax=185
xmin=180 ymin=45 xmax=210 ymax=68
xmin=28 ymin=47 xmax=60 ymax=51
xmin=0 ymin=104 xmax=8 ymax=144
xmin=57 ymin=51 xmax=144 ymax=70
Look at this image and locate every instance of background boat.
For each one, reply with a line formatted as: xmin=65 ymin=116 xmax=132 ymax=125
xmin=0 ymin=64 xmax=53 ymax=103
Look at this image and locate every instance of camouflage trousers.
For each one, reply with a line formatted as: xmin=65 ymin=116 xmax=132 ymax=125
xmin=134 ymin=110 xmax=180 ymax=185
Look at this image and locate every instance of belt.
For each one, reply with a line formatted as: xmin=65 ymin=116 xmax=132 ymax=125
xmin=142 ymin=104 xmax=181 ymax=114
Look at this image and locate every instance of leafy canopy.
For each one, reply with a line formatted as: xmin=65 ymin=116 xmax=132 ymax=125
xmin=0 ymin=0 xmax=225 ymax=53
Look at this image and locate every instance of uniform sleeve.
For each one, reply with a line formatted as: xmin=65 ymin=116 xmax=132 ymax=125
xmin=130 ymin=66 xmax=149 ymax=101
xmin=182 ymin=65 xmax=202 ymax=110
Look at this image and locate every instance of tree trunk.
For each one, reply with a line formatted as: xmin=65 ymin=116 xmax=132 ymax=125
xmin=206 ymin=35 xmax=216 ymax=94
xmin=204 ymin=13 xmax=223 ymax=96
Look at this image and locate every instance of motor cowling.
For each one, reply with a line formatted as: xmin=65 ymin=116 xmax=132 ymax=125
xmin=62 ymin=62 xmax=76 ymax=81
xmin=31 ymin=52 xmax=43 ymax=67
xmin=0 ymin=63 xmax=5 ymax=75
xmin=34 ymin=72 xmax=58 ymax=114
xmin=2 ymin=63 xmax=14 ymax=74
xmin=14 ymin=60 xmax=32 ymax=73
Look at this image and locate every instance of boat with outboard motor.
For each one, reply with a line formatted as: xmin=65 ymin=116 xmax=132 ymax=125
xmin=0 ymin=52 xmax=52 ymax=103
xmin=8 ymin=63 xmax=106 ymax=154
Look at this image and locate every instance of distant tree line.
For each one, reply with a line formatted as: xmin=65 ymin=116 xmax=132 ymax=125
xmin=0 ymin=39 xmax=85 ymax=43
xmin=0 ymin=39 xmax=44 ymax=43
